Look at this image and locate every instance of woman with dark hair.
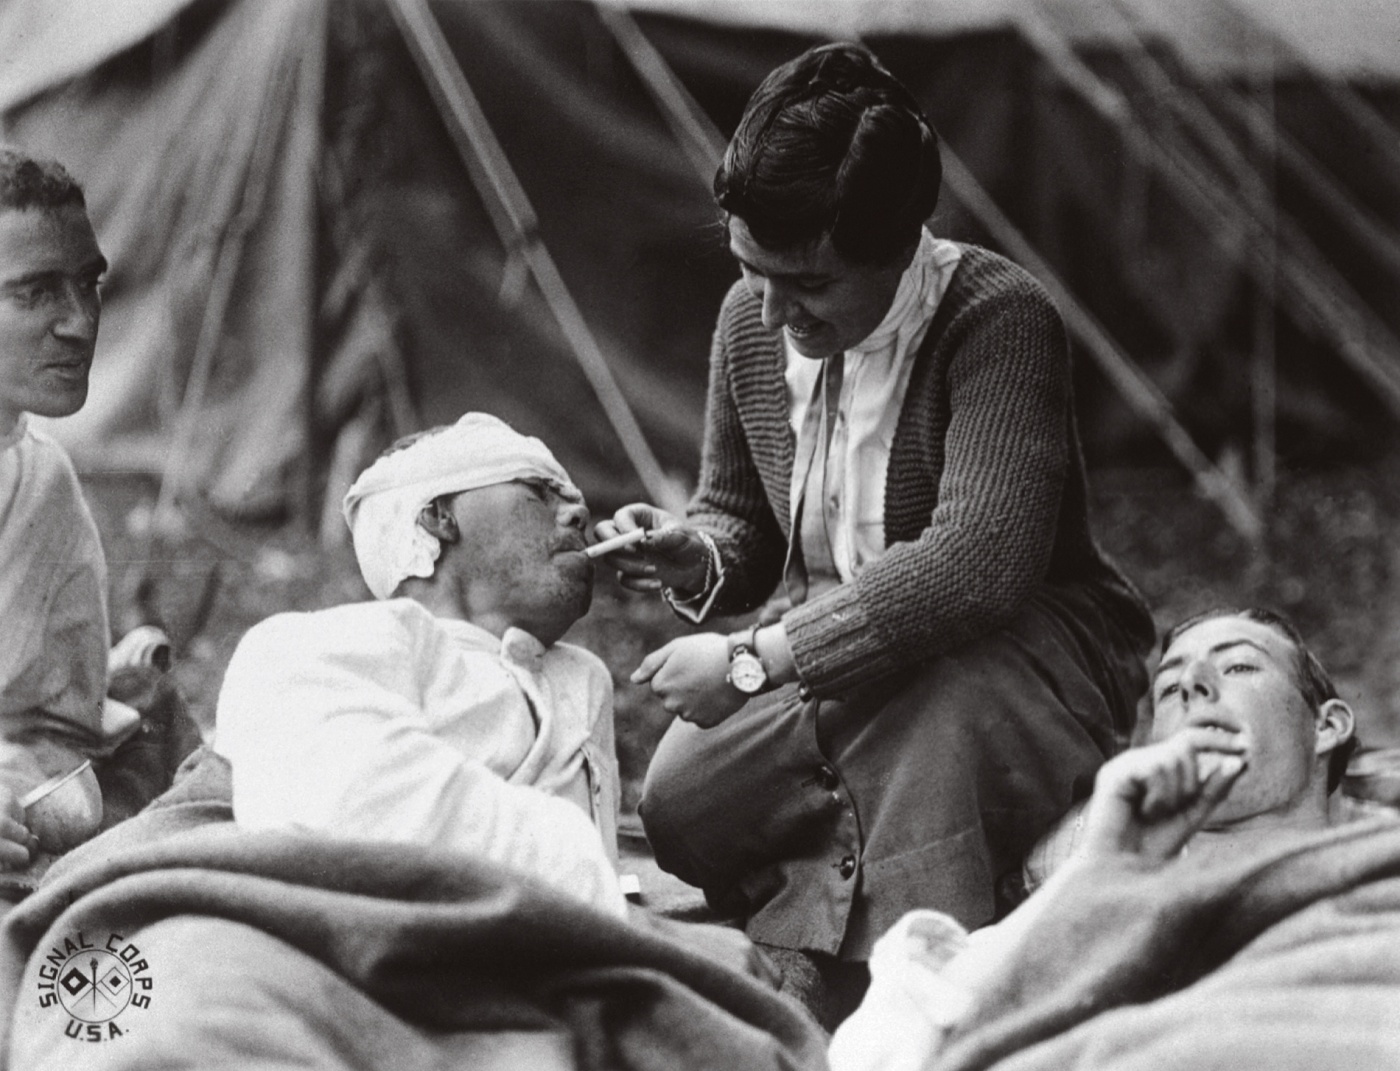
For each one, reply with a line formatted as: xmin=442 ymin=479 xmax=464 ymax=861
xmin=596 ymin=42 xmax=1154 ymax=1019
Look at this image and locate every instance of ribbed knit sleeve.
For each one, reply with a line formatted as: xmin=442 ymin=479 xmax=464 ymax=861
xmin=678 ymin=250 xmax=1145 ymax=695
xmin=785 ymin=253 xmax=1071 ymax=694
xmin=684 ymin=283 xmax=791 ymax=611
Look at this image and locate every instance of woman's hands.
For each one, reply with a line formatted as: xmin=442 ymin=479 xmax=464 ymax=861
xmin=594 ymin=504 xmax=711 ymax=595
xmin=631 ymin=634 xmax=746 ymax=729
xmin=632 ymin=624 xmax=800 ymax=729
xmin=597 ymin=503 xmax=745 ymax=728
xmin=600 ymin=504 xmax=806 ymax=730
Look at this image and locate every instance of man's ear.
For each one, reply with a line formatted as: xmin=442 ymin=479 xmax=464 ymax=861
xmin=1315 ymin=698 xmax=1355 ymax=758
xmin=416 ymin=497 xmax=460 ymax=545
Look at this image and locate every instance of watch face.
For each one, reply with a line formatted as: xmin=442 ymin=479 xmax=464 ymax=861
xmin=729 ymin=652 xmax=767 ymax=694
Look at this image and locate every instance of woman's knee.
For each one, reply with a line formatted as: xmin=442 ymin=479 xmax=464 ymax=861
xmin=638 ymin=722 xmax=709 ymax=856
xmin=640 ymin=718 xmax=782 ymax=890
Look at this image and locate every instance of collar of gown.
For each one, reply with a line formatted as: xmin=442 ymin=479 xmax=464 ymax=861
xmin=437 ymin=615 xmax=548 ymax=671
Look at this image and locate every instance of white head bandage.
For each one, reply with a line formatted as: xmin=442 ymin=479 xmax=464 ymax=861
xmin=342 ymin=412 xmax=581 ymax=600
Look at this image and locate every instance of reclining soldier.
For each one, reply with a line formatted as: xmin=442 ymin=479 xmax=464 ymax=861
xmin=831 ymin=606 xmax=1362 ymax=1070
xmin=214 ymin=413 xmax=628 ymax=915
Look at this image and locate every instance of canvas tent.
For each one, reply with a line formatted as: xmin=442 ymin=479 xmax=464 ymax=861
xmin=1 ymin=0 xmax=1396 ymax=537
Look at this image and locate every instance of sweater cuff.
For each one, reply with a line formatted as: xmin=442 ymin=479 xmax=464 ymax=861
xmin=662 ymin=532 xmax=726 ymax=624
xmin=784 ymin=584 xmax=904 ymax=695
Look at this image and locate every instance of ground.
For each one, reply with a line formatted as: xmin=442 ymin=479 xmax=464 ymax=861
xmin=85 ymin=450 xmax=1400 ymax=822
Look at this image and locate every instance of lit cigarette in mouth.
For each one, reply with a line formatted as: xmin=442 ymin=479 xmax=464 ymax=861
xmin=20 ymin=759 xmax=94 ymax=810
xmin=583 ymin=528 xmax=650 ymax=558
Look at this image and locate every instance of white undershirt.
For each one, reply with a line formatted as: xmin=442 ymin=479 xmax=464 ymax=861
xmin=665 ymin=231 xmax=962 ymax=622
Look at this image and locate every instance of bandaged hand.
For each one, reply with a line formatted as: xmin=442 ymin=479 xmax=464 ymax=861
xmin=631 ymin=633 xmax=746 ymax=728
xmin=596 ymin=504 xmax=711 ymax=595
xmin=0 ymin=786 xmax=37 ymax=870
xmin=1080 ymin=728 xmax=1247 ymax=864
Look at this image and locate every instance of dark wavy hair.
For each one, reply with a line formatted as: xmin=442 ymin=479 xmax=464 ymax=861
xmin=714 ymin=42 xmax=941 ymax=265
xmin=0 ymin=148 xmax=85 ymax=212
xmin=1159 ymin=607 xmax=1358 ymax=794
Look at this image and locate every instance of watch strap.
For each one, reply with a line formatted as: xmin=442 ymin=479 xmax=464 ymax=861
xmin=728 ymin=622 xmax=761 ymax=658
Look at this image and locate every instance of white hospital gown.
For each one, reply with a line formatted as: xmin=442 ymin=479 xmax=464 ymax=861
xmin=213 ymin=598 xmax=625 ymax=916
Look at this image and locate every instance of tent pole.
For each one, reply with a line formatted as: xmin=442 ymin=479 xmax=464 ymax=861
xmin=1105 ymin=0 xmax=1400 ymax=304
xmin=385 ymin=0 xmax=685 ymax=513
xmin=940 ymin=151 xmax=1265 ymax=542
xmin=1251 ymin=27 xmax=1277 ymax=512
xmin=1006 ymin=13 xmax=1204 ymax=372
xmin=856 ymin=23 xmax=1265 ymax=538
xmin=299 ymin=0 xmax=329 ymax=538
xmin=605 ymin=12 xmax=1263 ymax=539
xmin=1217 ymin=0 xmax=1400 ymax=181
xmin=1016 ymin=6 xmax=1400 ymax=423
xmin=595 ymin=3 xmax=727 ymax=184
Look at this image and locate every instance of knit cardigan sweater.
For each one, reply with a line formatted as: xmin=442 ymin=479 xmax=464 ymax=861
xmin=688 ymin=245 xmax=1152 ymax=696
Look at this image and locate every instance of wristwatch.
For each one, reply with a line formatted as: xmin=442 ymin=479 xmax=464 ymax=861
xmin=727 ymin=625 xmax=769 ymax=694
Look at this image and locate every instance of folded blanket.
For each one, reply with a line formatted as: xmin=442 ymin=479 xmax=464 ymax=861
xmin=0 ymin=751 xmax=827 ymax=1071
xmin=938 ymin=816 xmax=1400 ymax=1070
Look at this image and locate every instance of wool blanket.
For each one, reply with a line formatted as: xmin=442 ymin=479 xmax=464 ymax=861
xmin=0 ymin=751 xmax=826 ymax=1071
xmin=937 ymin=815 xmax=1400 ymax=1070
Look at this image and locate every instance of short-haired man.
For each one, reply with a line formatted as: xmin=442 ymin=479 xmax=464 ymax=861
xmin=0 ymin=148 xmax=148 ymax=868
xmin=213 ymin=413 xmax=627 ymax=915
xmin=1112 ymin=606 xmax=1356 ymax=853
xmin=831 ymin=606 xmax=1364 ymax=1069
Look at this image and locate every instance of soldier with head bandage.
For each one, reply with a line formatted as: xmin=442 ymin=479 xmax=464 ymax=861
xmin=342 ymin=411 xmax=583 ymax=601
xmin=214 ymin=412 xmax=626 ymax=917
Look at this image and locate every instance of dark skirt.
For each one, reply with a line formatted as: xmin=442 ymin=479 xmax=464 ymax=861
xmin=639 ymin=583 xmax=1148 ymax=959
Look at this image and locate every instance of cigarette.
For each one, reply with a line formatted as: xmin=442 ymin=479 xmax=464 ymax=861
xmin=583 ymin=528 xmax=650 ymax=558
xmin=20 ymin=760 xmax=94 ymax=810
xmin=1196 ymin=752 xmax=1245 ymax=781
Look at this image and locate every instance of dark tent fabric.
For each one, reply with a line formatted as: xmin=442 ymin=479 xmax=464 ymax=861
xmin=319 ymin=0 xmax=730 ymax=505
xmin=3 ymin=0 xmax=321 ymax=516
xmin=623 ymin=0 xmax=1400 ymax=81
xmin=859 ymin=29 xmax=1400 ymax=460
xmin=3 ymin=0 xmax=730 ymax=516
xmin=2 ymin=0 xmax=1397 ymax=521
